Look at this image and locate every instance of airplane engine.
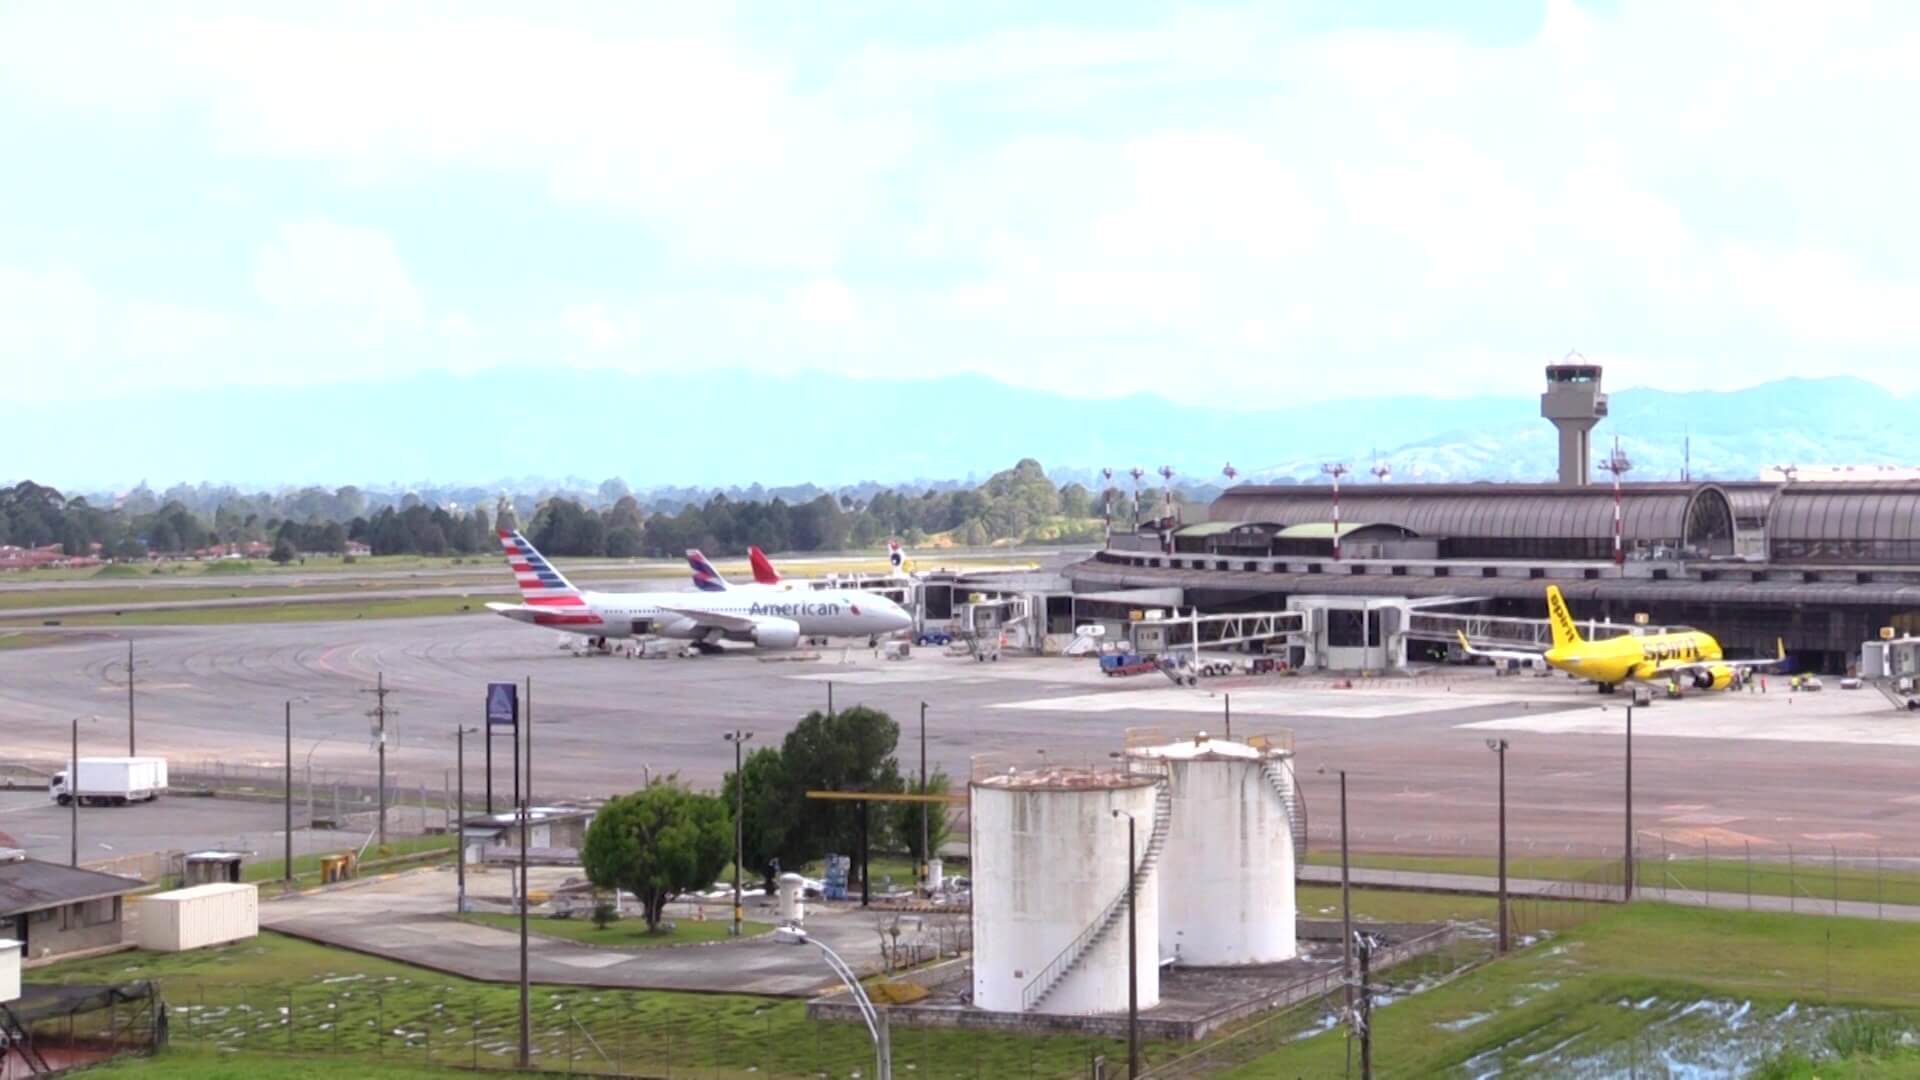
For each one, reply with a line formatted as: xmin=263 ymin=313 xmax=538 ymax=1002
xmin=751 ymin=617 xmax=802 ymax=650
xmin=1692 ymin=665 xmax=1735 ymax=691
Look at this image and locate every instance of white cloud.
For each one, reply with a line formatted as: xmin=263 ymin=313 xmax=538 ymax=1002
xmin=253 ymin=221 xmax=424 ymax=342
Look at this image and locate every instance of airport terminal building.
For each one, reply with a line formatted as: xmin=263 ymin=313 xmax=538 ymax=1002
xmin=1065 ymin=368 xmax=1920 ymax=674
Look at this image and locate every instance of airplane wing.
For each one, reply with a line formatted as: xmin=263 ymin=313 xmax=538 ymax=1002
xmin=657 ymin=605 xmax=760 ymax=634
xmin=1455 ymin=631 xmax=1547 ymax=663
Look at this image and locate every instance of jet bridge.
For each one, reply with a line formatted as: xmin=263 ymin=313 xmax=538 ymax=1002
xmin=1130 ymin=608 xmax=1307 ymax=658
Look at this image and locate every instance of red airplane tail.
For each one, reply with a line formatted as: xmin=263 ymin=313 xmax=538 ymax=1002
xmin=748 ymin=546 xmax=782 ymax=585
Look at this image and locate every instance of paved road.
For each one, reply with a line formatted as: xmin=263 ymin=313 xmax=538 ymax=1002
xmin=0 ymin=790 xmax=361 ymax=867
xmin=4 ymin=616 xmax=1920 ymax=862
xmin=260 ymin=865 xmax=910 ymax=995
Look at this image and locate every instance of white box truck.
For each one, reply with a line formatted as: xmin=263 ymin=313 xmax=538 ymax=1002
xmin=49 ymin=757 xmax=168 ymax=806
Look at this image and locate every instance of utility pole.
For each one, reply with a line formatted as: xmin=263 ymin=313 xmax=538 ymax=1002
xmin=69 ymin=716 xmax=80 ymax=867
xmin=1322 ymin=463 xmax=1349 ymax=561
xmin=1488 ymin=738 xmax=1510 ymax=952
xmin=725 ymin=730 xmax=753 ymax=936
xmin=284 ymin=701 xmax=293 ymax=887
xmin=1599 ymin=437 xmax=1633 ymax=569
xmin=919 ymin=702 xmax=929 ymax=893
xmin=1111 ymin=809 xmax=1140 ymax=1079
xmin=1624 ymin=705 xmax=1634 ymax=900
xmin=361 ymin=673 xmax=398 ymax=846
xmin=517 ymin=796 xmax=530 ymax=1068
xmin=456 ymin=726 xmax=476 ymax=914
xmin=524 ymin=676 xmax=533 ymax=813
xmin=1356 ymin=933 xmax=1375 ymax=1080
xmin=121 ymin=640 xmax=140 ymax=756
xmin=1339 ymin=769 xmax=1352 ymax=1008
xmin=1101 ymin=467 xmax=1115 ymax=546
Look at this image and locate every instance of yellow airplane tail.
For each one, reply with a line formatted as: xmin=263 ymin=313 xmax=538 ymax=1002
xmin=1545 ymin=585 xmax=1582 ymax=650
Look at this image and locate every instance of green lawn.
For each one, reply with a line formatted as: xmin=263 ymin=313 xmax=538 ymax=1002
xmin=42 ymin=931 xmax=1148 ymax=1078
xmin=0 ymin=595 xmax=502 ymax=627
xmin=460 ymin=912 xmax=772 ymax=947
xmin=242 ymin=835 xmax=456 ymax=890
xmin=79 ymin=1050 xmax=469 ymax=1079
xmin=1303 ymin=849 xmax=1920 ymax=908
xmin=1213 ymin=902 xmax=1920 ymax=1079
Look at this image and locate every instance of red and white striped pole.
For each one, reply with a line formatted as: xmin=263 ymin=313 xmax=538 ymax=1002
xmin=1600 ymin=437 xmax=1633 ymax=570
xmin=1612 ymin=476 xmax=1624 ymax=567
xmin=1322 ymin=463 xmax=1349 ymax=561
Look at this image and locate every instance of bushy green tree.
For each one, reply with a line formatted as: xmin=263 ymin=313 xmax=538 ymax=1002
xmin=582 ymin=783 xmax=733 ymax=931
xmin=775 ymin=706 xmax=905 ymax=869
xmin=721 ymin=746 xmax=791 ymax=891
xmin=894 ymin=769 xmax=954 ymax=867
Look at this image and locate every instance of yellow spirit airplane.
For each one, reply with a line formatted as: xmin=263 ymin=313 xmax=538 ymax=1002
xmin=1457 ymin=585 xmax=1785 ymax=694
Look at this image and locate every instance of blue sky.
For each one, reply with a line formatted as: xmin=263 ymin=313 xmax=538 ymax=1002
xmin=3 ymin=0 xmax=1915 ymax=409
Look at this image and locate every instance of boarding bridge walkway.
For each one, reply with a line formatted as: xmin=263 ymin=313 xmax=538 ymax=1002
xmin=1132 ymin=609 xmax=1307 ymax=654
xmin=1404 ymin=609 xmax=1676 ymax=650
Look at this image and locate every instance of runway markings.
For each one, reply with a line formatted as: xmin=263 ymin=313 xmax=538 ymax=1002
xmin=994 ymin=687 xmax=1526 ymax=718
xmin=1461 ymin=708 xmax=1920 ymax=748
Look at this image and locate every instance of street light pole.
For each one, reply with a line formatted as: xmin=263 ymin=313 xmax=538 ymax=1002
xmin=1339 ymin=769 xmax=1352 ymax=1007
xmin=126 ymin=640 xmax=136 ymax=756
xmin=284 ymin=701 xmax=293 ymax=887
xmin=1624 ymin=705 xmax=1634 ymax=900
xmin=1488 ymin=738 xmax=1510 ymax=953
xmin=919 ymin=701 xmax=929 ymax=893
xmin=70 ymin=716 xmax=79 ymax=867
xmin=1322 ymin=463 xmax=1349 ymax=561
xmin=1111 ymin=808 xmax=1140 ymax=1078
xmin=456 ymin=726 xmax=476 ymax=914
xmin=725 ymin=730 xmax=753 ymax=936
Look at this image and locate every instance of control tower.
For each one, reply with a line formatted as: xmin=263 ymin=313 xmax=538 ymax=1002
xmin=1541 ymin=359 xmax=1607 ymax=486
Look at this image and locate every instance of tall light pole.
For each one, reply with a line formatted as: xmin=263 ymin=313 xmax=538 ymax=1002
xmin=1157 ymin=465 xmax=1175 ymax=524
xmin=918 ymin=702 xmax=930 ymax=894
xmin=303 ymin=733 xmax=333 ymax=834
xmin=455 ymin=725 xmax=477 ymax=914
xmin=1598 ymin=437 xmax=1633 ymax=568
xmin=361 ymin=672 xmax=398 ymax=846
xmin=724 ymin=730 xmax=753 ymax=936
xmin=1321 ymin=463 xmax=1349 ymax=561
xmin=1221 ymin=462 xmax=1238 ymax=485
xmin=1623 ymin=705 xmax=1634 ymax=900
xmin=283 ymin=701 xmax=293 ymax=887
xmin=1320 ymin=766 xmax=1352 ymax=1011
xmin=1370 ymin=460 xmax=1391 ymax=484
xmin=1111 ymin=808 xmax=1141 ymax=1079
xmin=1101 ymin=467 xmax=1116 ymax=546
xmin=117 ymin=640 xmax=145 ymax=756
xmin=1128 ymin=467 xmax=1146 ymax=530
xmin=1488 ymin=738 xmax=1510 ymax=953
xmin=781 ymin=928 xmax=890 ymax=1080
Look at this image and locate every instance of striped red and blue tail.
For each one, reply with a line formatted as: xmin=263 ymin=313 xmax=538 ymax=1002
xmin=499 ymin=530 xmax=589 ymax=608
xmin=687 ymin=549 xmax=729 ymax=592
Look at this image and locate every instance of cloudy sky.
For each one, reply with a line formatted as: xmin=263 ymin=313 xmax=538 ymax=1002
xmin=3 ymin=1 xmax=1916 ymax=408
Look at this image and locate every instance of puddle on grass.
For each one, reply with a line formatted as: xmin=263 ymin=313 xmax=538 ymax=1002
xmin=1447 ymin=995 xmax=1906 ymax=1079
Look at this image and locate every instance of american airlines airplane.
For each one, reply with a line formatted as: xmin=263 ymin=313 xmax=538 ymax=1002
xmin=487 ymin=530 xmax=912 ymax=651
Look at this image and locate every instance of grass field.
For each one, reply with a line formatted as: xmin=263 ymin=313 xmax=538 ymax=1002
xmin=81 ymin=1051 xmax=470 ymax=1079
xmin=240 ymin=835 xmax=457 ymax=891
xmin=43 ymin=931 xmax=1146 ymax=1078
xmin=1210 ymin=902 xmax=1920 ymax=1079
xmin=460 ymin=912 xmax=773 ymax=947
xmin=1302 ymin=850 xmax=1920 ymax=908
xmin=0 ymin=595 xmax=502 ymax=627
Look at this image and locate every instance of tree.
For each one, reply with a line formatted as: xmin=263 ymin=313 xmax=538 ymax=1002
xmin=721 ymin=746 xmax=791 ymax=891
xmin=775 ymin=706 xmax=905 ymax=869
xmin=269 ymin=536 xmax=298 ymax=565
xmin=894 ymin=770 xmax=954 ymax=867
xmin=582 ymin=783 xmax=733 ymax=932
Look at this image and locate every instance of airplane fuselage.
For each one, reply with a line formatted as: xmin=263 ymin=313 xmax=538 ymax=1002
xmin=493 ymin=588 xmax=908 ymax=641
xmin=1546 ymin=630 xmax=1726 ymax=686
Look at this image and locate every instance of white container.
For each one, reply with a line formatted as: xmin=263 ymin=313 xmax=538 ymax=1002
xmin=0 ymin=938 xmax=20 ymax=1004
xmin=137 ymin=882 xmax=259 ymax=952
xmin=50 ymin=756 xmax=169 ymax=805
xmin=778 ymin=872 xmax=806 ymax=925
xmin=925 ymin=857 xmax=944 ymax=892
xmin=971 ymin=768 xmax=1162 ymax=1015
xmin=1128 ymin=734 xmax=1298 ymax=965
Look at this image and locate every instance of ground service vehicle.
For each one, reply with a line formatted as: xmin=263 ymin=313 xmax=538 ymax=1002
xmin=50 ymin=757 xmax=169 ymax=806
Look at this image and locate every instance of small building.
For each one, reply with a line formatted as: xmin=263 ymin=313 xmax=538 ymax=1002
xmin=136 ymin=882 xmax=259 ymax=953
xmin=0 ymin=850 xmax=142 ymax=963
xmin=457 ymin=806 xmax=596 ymax=865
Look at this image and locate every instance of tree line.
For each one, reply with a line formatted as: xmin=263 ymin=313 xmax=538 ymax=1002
xmin=582 ymin=705 xmax=950 ymax=930
xmin=3 ymin=458 xmax=1120 ymax=559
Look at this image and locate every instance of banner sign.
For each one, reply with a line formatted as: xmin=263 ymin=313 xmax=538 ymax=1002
xmin=486 ymin=682 xmax=519 ymax=730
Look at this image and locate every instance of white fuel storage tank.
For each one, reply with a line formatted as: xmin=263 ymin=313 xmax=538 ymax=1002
xmin=970 ymin=762 xmax=1167 ymax=1015
xmin=1126 ymin=731 xmax=1299 ymax=965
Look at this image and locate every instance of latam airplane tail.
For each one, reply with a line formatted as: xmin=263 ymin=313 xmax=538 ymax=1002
xmin=888 ymin=540 xmax=905 ymax=576
xmin=749 ymin=546 xmax=782 ymax=585
xmin=499 ymin=530 xmax=589 ymax=609
xmin=687 ymin=549 xmax=729 ymax=592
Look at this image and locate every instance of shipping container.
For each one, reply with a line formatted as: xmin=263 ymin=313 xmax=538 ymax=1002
xmin=136 ymin=882 xmax=258 ymax=952
xmin=0 ymin=937 xmax=20 ymax=1004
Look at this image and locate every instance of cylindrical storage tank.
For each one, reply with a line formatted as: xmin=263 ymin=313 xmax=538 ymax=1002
xmin=1127 ymin=733 xmax=1297 ymax=965
xmin=778 ymin=872 xmax=806 ymax=925
xmin=971 ymin=767 xmax=1162 ymax=1015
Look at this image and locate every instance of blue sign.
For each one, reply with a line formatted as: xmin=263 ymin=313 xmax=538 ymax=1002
xmin=486 ymin=682 xmax=518 ymax=730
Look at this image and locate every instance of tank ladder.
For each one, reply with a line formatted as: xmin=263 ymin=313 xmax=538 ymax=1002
xmin=1021 ymin=779 xmax=1174 ymax=1012
xmin=0 ymin=1002 xmax=51 ymax=1076
xmin=1259 ymin=758 xmax=1310 ymax=865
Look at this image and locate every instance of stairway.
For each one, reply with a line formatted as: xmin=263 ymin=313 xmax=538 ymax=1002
xmin=1260 ymin=758 xmax=1310 ymax=864
xmin=1021 ymin=780 xmax=1174 ymax=1012
xmin=0 ymin=1003 xmax=50 ymax=1077
xmin=1871 ymin=678 xmax=1919 ymax=711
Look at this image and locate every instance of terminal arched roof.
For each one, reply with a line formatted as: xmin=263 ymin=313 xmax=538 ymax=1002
xmin=1766 ymin=482 xmax=1920 ymax=542
xmin=1212 ymin=482 xmax=1736 ymax=543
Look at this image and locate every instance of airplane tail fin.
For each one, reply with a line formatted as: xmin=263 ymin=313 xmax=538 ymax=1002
xmin=687 ymin=549 xmax=729 ymax=592
xmin=888 ymin=540 xmax=905 ymax=576
xmin=1545 ymin=585 xmax=1582 ymax=650
xmin=748 ymin=546 xmax=781 ymax=585
xmin=500 ymin=530 xmax=589 ymax=608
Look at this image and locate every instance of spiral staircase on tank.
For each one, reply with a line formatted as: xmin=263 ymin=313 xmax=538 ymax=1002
xmin=1020 ymin=779 xmax=1174 ymax=1012
xmin=1260 ymin=757 xmax=1310 ymax=865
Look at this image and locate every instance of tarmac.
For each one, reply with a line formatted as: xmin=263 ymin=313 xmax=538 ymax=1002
xmin=258 ymin=864 xmax=916 ymax=995
xmin=3 ymin=615 xmax=1920 ymax=862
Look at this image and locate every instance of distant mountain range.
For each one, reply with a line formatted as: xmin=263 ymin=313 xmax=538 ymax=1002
xmin=6 ymin=370 xmax=1914 ymax=491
